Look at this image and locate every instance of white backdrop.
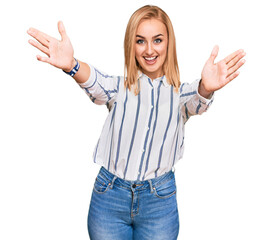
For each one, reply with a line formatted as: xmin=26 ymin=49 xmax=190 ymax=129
xmin=1 ymin=0 xmax=272 ymax=239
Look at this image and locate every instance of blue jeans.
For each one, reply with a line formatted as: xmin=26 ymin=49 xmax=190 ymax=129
xmin=87 ymin=166 xmax=179 ymax=240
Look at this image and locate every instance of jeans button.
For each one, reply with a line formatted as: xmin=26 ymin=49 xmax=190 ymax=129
xmin=132 ymin=184 xmax=136 ymax=188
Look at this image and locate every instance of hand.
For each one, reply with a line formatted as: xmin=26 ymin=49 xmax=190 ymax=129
xmin=27 ymin=21 xmax=75 ymax=72
xmin=199 ymin=45 xmax=246 ymax=98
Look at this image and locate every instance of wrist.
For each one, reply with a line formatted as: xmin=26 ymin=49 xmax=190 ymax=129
xmin=198 ymin=79 xmax=213 ymax=99
xmin=63 ymin=58 xmax=76 ymax=72
xmin=63 ymin=58 xmax=80 ymax=77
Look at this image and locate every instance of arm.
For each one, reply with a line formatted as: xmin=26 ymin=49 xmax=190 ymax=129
xmin=179 ymin=80 xmax=214 ymax=123
xmin=180 ymin=45 xmax=246 ymax=122
xmin=27 ymin=21 xmax=120 ymax=105
xmin=70 ymin=59 xmax=91 ymax=84
xmin=77 ymin=64 xmax=120 ymax=106
xmin=27 ymin=21 xmax=90 ymax=84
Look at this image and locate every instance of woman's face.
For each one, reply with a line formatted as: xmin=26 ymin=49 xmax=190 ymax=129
xmin=135 ymin=18 xmax=168 ymax=80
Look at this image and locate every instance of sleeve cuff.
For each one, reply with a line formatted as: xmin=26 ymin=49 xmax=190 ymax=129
xmin=196 ymin=79 xmax=214 ymax=104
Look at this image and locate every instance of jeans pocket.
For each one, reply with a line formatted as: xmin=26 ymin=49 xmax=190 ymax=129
xmin=93 ymin=173 xmax=111 ymax=194
xmin=153 ymin=176 xmax=176 ymax=199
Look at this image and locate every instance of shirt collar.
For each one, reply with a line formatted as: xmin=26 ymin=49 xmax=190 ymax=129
xmin=138 ymin=71 xmax=170 ymax=88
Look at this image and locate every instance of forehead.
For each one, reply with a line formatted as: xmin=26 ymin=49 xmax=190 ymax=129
xmin=136 ymin=18 xmax=167 ymax=36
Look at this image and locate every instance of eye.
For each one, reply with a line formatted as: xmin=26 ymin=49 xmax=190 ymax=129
xmin=136 ymin=39 xmax=145 ymax=44
xmin=154 ymin=38 xmax=162 ymax=44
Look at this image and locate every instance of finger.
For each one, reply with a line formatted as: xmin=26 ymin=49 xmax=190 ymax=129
xmin=28 ymin=39 xmax=50 ymax=56
xmin=224 ymin=49 xmax=244 ymax=64
xmin=58 ymin=21 xmax=67 ymax=40
xmin=27 ymin=27 xmax=51 ymax=48
xmin=208 ymin=45 xmax=219 ymax=64
xmin=226 ymin=71 xmax=240 ymax=83
xmin=36 ymin=55 xmax=52 ymax=64
xmin=227 ymin=59 xmax=246 ymax=78
xmin=227 ymin=51 xmax=246 ymax=69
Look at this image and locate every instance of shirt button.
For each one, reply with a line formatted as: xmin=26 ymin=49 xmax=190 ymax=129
xmin=151 ymin=105 xmax=154 ymax=108
xmin=142 ymin=149 xmax=145 ymax=152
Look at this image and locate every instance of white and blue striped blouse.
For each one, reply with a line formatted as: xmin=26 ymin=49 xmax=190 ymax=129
xmin=78 ymin=64 xmax=214 ymax=181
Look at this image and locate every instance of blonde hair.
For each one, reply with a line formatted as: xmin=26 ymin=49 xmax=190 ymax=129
xmin=124 ymin=5 xmax=180 ymax=95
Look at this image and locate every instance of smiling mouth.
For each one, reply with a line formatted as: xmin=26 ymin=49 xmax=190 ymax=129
xmin=144 ymin=56 xmax=158 ymax=60
xmin=143 ymin=56 xmax=158 ymax=65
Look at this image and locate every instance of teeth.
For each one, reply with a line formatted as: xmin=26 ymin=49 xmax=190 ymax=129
xmin=144 ymin=56 xmax=157 ymax=60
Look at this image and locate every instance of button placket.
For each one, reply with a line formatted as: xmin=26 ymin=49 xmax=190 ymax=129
xmin=137 ymin=81 xmax=155 ymax=181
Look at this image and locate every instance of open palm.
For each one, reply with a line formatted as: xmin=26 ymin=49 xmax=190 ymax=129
xmin=201 ymin=46 xmax=246 ymax=93
xmin=27 ymin=21 xmax=74 ymax=72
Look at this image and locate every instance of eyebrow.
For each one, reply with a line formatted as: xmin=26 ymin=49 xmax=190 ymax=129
xmin=136 ymin=34 xmax=164 ymax=39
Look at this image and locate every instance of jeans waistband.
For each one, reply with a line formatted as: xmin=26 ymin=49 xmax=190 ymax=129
xmin=98 ymin=166 xmax=175 ymax=193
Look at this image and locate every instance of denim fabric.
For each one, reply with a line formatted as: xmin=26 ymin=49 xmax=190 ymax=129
xmin=87 ymin=166 xmax=179 ymax=240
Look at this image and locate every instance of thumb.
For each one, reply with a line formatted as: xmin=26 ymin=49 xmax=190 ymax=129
xmin=58 ymin=21 xmax=67 ymax=40
xmin=208 ymin=45 xmax=219 ymax=64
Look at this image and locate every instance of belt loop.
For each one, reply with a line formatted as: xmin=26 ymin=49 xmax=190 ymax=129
xmin=148 ymin=179 xmax=154 ymax=193
xmin=110 ymin=176 xmax=117 ymax=189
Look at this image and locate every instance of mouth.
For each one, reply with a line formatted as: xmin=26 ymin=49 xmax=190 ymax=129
xmin=143 ymin=56 xmax=158 ymax=65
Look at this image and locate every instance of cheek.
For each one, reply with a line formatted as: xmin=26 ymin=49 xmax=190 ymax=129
xmin=135 ymin=48 xmax=142 ymax=60
xmin=154 ymin=43 xmax=167 ymax=58
xmin=135 ymin=51 xmax=141 ymax=59
xmin=159 ymin=43 xmax=168 ymax=57
xmin=134 ymin=49 xmax=143 ymax=68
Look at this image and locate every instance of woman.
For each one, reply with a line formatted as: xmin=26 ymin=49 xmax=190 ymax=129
xmin=27 ymin=5 xmax=245 ymax=240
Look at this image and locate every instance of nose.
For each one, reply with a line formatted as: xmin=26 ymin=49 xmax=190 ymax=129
xmin=145 ymin=42 xmax=154 ymax=55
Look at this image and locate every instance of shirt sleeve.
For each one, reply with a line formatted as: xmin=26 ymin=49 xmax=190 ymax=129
xmin=179 ymin=79 xmax=214 ymax=123
xmin=78 ymin=64 xmax=121 ymax=106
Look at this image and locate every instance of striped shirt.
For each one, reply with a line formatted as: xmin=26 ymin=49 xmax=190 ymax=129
xmin=78 ymin=64 xmax=214 ymax=181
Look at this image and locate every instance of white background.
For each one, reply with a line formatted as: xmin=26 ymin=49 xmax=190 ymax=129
xmin=1 ymin=0 xmax=273 ymax=239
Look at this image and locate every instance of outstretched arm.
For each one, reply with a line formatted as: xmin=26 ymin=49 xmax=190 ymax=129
xmin=28 ymin=21 xmax=120 ymax=106
xmin=27 ymin=21 xmax=90 ymax=84
xmin=199 ymin=45 xmax=246 ymax=98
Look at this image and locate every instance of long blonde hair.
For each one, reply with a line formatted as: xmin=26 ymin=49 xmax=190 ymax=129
xmin=124 ymin=5 xmax=180 ymax=95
